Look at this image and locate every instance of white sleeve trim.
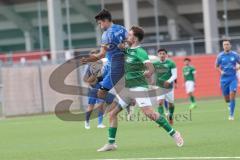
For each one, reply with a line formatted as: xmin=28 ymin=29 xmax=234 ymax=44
xmin=144 ymin=59 xmax=151 ymax=63
xmin=167 ymin=68 xmax=177 ymax=83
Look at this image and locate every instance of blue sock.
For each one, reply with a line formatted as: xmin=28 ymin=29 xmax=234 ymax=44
xmin=164 ymin=101 xmax=169 ymax=111
xmin=86 ymin=111 xmax=92 ymax=123
xmin=98 ymin=111 xmax=104 ymax=125
xmin=229 ymin=100 xmax=235 ymax=117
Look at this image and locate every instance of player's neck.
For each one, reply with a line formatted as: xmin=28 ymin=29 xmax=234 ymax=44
xmin=160 ymin=58 xmax=167 ymax=62
xmin=224 ymin=50 xmax=231 ymax=53
xmin=130 ymin=42 xmax=140 ymax=49
xmin=106 ymin=22 xmax=113 ymax=29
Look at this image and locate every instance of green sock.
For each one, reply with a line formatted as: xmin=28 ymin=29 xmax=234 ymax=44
xmin=190 ymin=96 xmax=196 ymax=103
xmin=108 ymin=127 xmax=117 ymax=144
xmin=155 ymin=116 xmax=176 ymax=136
xmin=169 ymin=106 xmax=175 ymax=120
xmin=158 ymin=106 xmax=164 ymax=116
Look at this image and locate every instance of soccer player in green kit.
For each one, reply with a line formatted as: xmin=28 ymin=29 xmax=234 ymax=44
xmin=97 ymin=26 xmax=184 ymax=152
xmin=153 ymin=49 xmax=177 ymax=125
xmin=183 ymin=58 xmax=197 ymax=110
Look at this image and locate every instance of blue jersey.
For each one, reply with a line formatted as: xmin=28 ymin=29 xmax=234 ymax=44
xmin=101 ymin=24 xmax=128 ymax=65
xmin=216 ymin=51 xmax=240 ymax=82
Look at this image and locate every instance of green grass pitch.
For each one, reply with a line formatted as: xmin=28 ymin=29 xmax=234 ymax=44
xmin=0 ymin=98 xmax=239 ymax=160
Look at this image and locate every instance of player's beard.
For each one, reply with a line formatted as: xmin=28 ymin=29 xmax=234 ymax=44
xmin=127 ymin=41 xmax=133 ymax=47
xmin=160 ymin=57 xmax=166 ymax=62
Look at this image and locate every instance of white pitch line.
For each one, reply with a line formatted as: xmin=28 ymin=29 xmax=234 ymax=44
xmin=97 ymin=157 xmax=240 ymax=160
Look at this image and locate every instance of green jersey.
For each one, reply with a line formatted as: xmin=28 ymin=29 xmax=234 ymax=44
xmin=183 ymin=65 xmax=196 ymax=82
xmin=124 ymin=46 xmax=149 ymax=88
xmin=153 ymin=59 xmax=176 ymax=89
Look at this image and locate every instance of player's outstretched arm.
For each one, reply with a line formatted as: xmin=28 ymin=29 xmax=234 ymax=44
xmin=144 ymin=62 xmax=154 ymax=78
xmin=80 ymin=46 xmax=107 ymax=64
xmin=164 ymin=68 xmax=177 ymax=88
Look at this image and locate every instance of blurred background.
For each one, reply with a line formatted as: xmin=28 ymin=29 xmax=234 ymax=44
xmin=0 ymin=0 xmax=239 ymax=118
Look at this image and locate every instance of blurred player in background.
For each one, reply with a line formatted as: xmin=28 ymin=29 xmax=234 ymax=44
xmin=183 ymin=58 xmax=197 ymax=110
xmin=97 ymin=26 xmax=183 ymax=152
xmin=153 ymin=49 xmax=177 ymax=125
xmin=80 ymin=9 xmax=127 ymax=103
xmin=83 ymin=49 xmax=114 ymax=129
xmin=216 ymin=39 xmax=240 ymax=120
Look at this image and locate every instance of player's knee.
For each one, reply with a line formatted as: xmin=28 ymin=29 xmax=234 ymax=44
xmin=230 ymin=92 xmax=236 ymax=99
xmin=141 ymin=108 xmax=158 ymax=121
xmin=169 ymin=103 xmax=174 ymax=108
xmin=224 ymin=96 xmax=230 ymax=103
xmin=97 ymin=89 xmax=107 ymax=99
xmin=87 ymin=105 xmax=94 ymax=111
xmin=158 ymin=100 xmax=164 ymax=105
xmin=109 ymin=110 xmax=117 ymax=118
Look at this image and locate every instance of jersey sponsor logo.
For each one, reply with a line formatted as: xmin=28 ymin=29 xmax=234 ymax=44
xmin=163 ymin=64 xmax=169 ymax=68
xmin=231 ymin=57 xmax=235 ymax=61
xmin=114 ymin=29 xmax=124 ymax=37
xmin=130 ymin=52 xmax=135 ymax=55
xmin=126 ymin=57 xmax=135 ymax=63
xmin=155 ymin=68 xmax=169 ymax=73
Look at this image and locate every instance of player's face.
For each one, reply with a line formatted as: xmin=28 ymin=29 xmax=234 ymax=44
xmin=126 ymin=30 xmax=136 ymax=46
xmin=158 ymin=51 xmax=167 ymax=61
xmin=184 ymin=60 xmax=190 ymax=65
xmin=97 ymin=20 xmax=110 ymax=30
xmin=223 ymin=41 xmax=231 ymax=52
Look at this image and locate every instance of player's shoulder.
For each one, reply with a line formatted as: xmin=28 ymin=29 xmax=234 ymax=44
xmin=166 ymin=59 xmax=176 ymax=64
xmin=152 ymin=59 xmax=161 ymax=65
xmin=231 ymin=50 xmax=238 ymax=54
xmin=167 ymin=59 xmax=176 ymax=68
xmin=217 ymin=51 xmax=224 ymax=58
xmin=136 ymin=47 xmax=149 ymax=60
xmin=137 ymin=47 xmax=148 ymax=53
xmin=113 ymin=24 xmax=125 ymax=28
xmin=183 ymin=65 xmax=187 ymax=69
xmin=230 ymin=51 xmax=239 ymax=57
xmin=112 ymin=24 xmax=127 ymax=32
xmin=190 ymin=65 xmax=196 ymax=70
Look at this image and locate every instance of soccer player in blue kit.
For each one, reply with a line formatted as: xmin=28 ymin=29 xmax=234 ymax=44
xmin=216 ymin=39 xmax=240 ymax=120
xmin=81 ymin=9 xmax=127 ymax=102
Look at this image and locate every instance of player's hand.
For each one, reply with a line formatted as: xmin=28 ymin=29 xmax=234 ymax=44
xmin=144 ymin=71 xmax=152 ymax=78
xmin=87 ymin=75 xmax=97 ymax=85
xmin=80 ymin=54 xmax=99 ymax=64
xmin=80 ymin=57 xmax=88 ymax=64
xmin=164 ymin=81 xmax=171 ymax=88
xmin=118 ymin=43 xmax=126 ymax=50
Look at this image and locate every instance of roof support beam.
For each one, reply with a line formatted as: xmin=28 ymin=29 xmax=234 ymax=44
xmin=147 ymin=0 xmax=202 ymax=37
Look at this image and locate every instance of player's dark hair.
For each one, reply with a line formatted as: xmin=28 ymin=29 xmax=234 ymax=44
xmin=95 ymin=9 xmax=112 ymax=22
xmin=222 ymin=38 xmax=231 ymax=44
xmin=184 ymin=57 xmax=191 ymax=62
xmin=130 ymin=26 xmax=144 ymax=42
xmin=157 ymin=48 xmax=168 ymax=54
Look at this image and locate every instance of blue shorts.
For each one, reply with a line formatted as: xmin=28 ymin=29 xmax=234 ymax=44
xmin=88 ymin=83 xmax=115 ymax=105
xmin=88 ymin=83 xmax=100 ymax=105
xmin=220 ymin=78 xmax=238 ymax=96
xmin=100 ymin=55 xmax=124 ymax=90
